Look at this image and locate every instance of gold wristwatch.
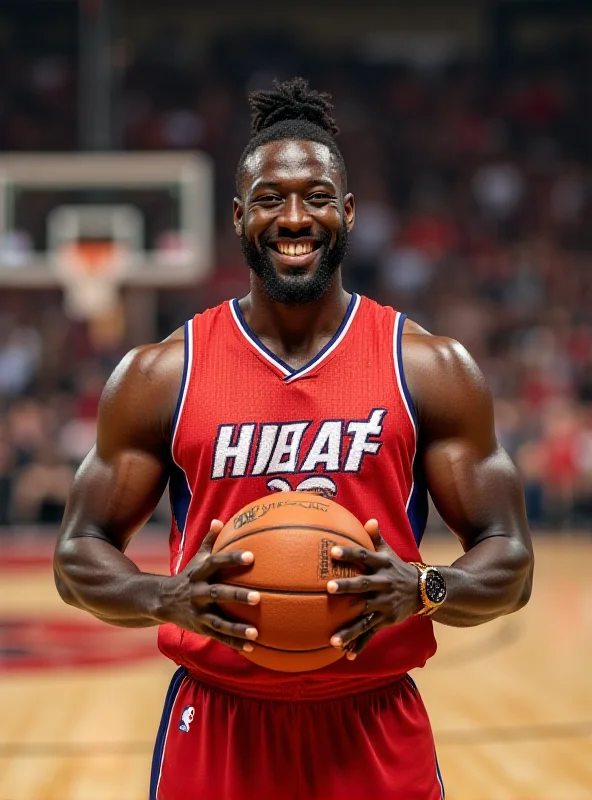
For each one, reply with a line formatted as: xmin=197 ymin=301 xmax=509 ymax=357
xmin=409 ymin=562 xmax=447 ymax=617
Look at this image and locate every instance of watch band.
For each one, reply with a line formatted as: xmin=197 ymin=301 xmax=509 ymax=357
xmin=409 ymin=561 xmax=445 ymax=617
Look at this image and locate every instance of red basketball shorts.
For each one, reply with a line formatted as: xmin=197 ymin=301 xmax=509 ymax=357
xmin=150 ymin=667 xmax=445 ymax=800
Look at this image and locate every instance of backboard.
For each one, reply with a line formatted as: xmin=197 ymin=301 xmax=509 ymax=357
xmin=0 ymin=153 xmax=213 ymax=297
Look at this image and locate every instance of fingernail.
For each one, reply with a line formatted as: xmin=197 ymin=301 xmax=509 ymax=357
xmin=331 ymin=547 xmax=343 ymax=557
xmin=246 ymin=627 xmax=258 ymax=640
xmin=243 ymin=643 xmax=254 ymax=652
xmin=247 ymin=591 xmax=260 ymax=604
xmin=241 ymin=551 xmax=254 ymax=564
xmin=346 ymin=651 xmax=357 ymax=661
xmin=327 ymin=581 xmax=338 ymax=594
xmin=331 ymin=635 xmax=342 ymax=648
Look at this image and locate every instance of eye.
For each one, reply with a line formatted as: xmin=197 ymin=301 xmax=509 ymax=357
xmin=255 ymin=195 xmax=282 ymax=206
xmin=307 ymin=193 xmax=335 ymax=204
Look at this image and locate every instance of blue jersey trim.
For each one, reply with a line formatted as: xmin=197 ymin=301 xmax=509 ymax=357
xmin=169 ymin=462 xmax=191 ymax=535
xmin=406 ymin=459 xmax=429 ymax=545
xmin=150 ymin=666 xmax=186 ymax=800
xmin=232 ymin=294 xmax=358 ymax=380
xmin=395 ymin=312 xmax=418 ymax=429
xmin=232 ymin=298 xmax=293 ymax=373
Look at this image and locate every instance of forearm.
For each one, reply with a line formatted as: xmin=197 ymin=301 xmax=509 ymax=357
xmin=431 ymin=534 xmax=533 ymax=627
xmin=54 ymin=534 xmax=167 ymax=628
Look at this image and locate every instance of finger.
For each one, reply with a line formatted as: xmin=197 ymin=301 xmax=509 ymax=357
xmin=364 ymin=519 xmax=388 ymax=551
xmin=203 ymin=629 xmax=256 ymax=653
xmin=346 ymin=628 xmax=377 ymax=660
xmin=193 ymin=549 xmax=254 ymax=581
xmin=330 ymin=612 xmax=382 ymax=649
xmin=329 ymin=544 xmax=389 ymax=571
xmin=327 ymin=573 xmax=392 ymax=595
xmin=198 ymin=519 xmax=225 ymax=555
xmin=200 ymin=613 xmax=259 ymax=649
xmin=193 ymin=583 xmax=260 ymax=606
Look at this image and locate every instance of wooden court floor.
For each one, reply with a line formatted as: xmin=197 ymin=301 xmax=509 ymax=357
xmin=1 ymin=534 xmax=591 ymax=800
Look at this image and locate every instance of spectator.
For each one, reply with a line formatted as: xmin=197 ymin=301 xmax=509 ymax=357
xmin=0 ymin=26 xmax=590 ymax=529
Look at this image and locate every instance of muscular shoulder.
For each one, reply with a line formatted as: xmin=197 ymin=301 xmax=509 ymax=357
xmin=401 ymin=318 xmax=494 ymax=448
xmin=98 ymin=328 xmax=185 ymax=455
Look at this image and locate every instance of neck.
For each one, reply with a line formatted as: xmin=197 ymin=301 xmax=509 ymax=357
xmin=238 ymin=272 xmax=351 ymax=367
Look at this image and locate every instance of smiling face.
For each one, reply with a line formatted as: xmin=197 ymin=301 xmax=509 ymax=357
xmin=234 ymin=139 xmax=355 ymax=305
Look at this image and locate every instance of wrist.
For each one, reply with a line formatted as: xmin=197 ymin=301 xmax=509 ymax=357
xmin=408 ymin=562 xmax=447 ymax=617
xmin=152 ymin=572 xmax=186 ymax=625
xmin=404 ymin=562 xmax=424 ymax=615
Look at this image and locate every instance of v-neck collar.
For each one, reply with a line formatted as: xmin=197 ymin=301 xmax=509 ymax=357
xmin=229 ymin=293 xmax=361 ymax=383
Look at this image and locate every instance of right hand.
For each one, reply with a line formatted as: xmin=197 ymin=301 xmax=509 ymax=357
xmin=158 ymin=520 xmax=260 ymax=652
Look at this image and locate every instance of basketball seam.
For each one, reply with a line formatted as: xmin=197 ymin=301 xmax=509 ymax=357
xmin=250 ymin=640 xmax=338 ymax=654
xmin=216 ymin=524 xmax=371 ymax=549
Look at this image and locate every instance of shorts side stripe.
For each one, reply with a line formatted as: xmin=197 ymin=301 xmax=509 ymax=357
xmin=435 ymin=749 xmax=445 ymax=799
xmin=406 ymin=675 xmax=444 ymax=799
xmin=149 ymin=666 xmax=187 ymax=800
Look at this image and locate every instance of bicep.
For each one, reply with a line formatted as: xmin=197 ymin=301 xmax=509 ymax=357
xmin=58 ymin=346 xmax=176 ymax=551
xmin=410 ymin=337 xmax=530 ymax=553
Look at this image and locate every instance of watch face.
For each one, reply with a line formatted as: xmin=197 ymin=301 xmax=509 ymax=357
xmin=425 ymin=569 xmax=447 ymax=604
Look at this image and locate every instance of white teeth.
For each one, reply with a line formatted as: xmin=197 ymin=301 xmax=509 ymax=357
xmin=276 ymin=242 xmax=314 ymax=256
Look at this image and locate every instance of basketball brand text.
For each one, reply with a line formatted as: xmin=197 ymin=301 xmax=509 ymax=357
xmin=318 ymin=538 xmax=358 ymax=580
xmin=233 ymin=499 xmax=330 ymax=530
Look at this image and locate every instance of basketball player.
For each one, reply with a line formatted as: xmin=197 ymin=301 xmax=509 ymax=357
xmin=54 ymin=78 xmax=534 ymax=800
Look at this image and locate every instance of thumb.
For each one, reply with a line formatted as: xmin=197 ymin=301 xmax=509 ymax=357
xmin=364 ymin=518 xmax=386 ymax=551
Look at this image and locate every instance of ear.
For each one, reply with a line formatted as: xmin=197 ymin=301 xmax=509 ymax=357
xmin=233 ymin=197 xmax=244 ymax=236
xmin=343 ymin=192 xmax=355 ymax=232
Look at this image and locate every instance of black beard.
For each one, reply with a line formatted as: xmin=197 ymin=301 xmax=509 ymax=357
xmin=240 ymin=225 xmax=349 ymax=306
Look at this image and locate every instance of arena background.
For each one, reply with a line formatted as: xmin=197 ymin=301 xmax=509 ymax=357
xmin=0 ymin=1 xmax=591 ymax=798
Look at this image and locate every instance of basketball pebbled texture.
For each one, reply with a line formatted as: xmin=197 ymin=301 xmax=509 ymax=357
xmin=211 ymin=492 xmax=375 ymax=672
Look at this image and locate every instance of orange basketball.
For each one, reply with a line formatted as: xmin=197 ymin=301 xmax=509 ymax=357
xmin=211 ymin=492 xmax=375 ymax=672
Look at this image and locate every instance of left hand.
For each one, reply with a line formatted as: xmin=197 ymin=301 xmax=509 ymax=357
xmin=327 ymin=519 xmax=421 ymax=660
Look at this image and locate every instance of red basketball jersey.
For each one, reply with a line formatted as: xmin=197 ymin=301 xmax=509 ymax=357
xmin=158 ymin=294 xmax=437 ymax=691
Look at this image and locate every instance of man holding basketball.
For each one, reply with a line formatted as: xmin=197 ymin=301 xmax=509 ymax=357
xmin=54 ymin=78 xmax=533 ymax=799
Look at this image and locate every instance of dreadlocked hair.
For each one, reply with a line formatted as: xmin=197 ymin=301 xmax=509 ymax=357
xmin=236 ymin=77 xmax=347 ymax=194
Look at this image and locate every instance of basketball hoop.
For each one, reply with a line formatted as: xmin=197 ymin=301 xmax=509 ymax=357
xmin=53 ymin=240 xmax=127 ymax=320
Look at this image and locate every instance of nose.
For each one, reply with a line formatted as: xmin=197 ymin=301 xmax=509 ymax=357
xmin=277 ymin=193 xmax=313 ymax=232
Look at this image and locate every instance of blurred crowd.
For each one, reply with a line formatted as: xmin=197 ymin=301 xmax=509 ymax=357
xmin=1 ymin=27 xmax=591 ymax=529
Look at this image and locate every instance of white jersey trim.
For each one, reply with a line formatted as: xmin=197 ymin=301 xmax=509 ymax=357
xmin=285 ymin=293 xmax=361 ymax=383
xmin=229 ymin=294 xmax=361 ymax=383
xmin=229 ymin=299 xmax=291 ymax=377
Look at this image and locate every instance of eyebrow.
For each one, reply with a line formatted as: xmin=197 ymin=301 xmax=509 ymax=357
xmin=248 ymin=178 xmax=337 ymax=197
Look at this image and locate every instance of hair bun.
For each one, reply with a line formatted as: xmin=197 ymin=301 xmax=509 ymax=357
xmin=249 ymin=77 xmax=339 ymax=136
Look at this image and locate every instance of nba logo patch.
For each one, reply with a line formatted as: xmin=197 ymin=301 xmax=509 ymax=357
xmin=179 ymin=705 xmax=195 ymax=733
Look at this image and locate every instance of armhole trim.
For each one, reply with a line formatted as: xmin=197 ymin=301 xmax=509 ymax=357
xmin=394 ymin=311 xmax=429 ymax=544
xmin=393 ymin=311 xmax=418 ymax=435
xmin=171 ymin=319 xmax=194 ymax=455
xmin=170 ymin=319 xmax=194 ymax=574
